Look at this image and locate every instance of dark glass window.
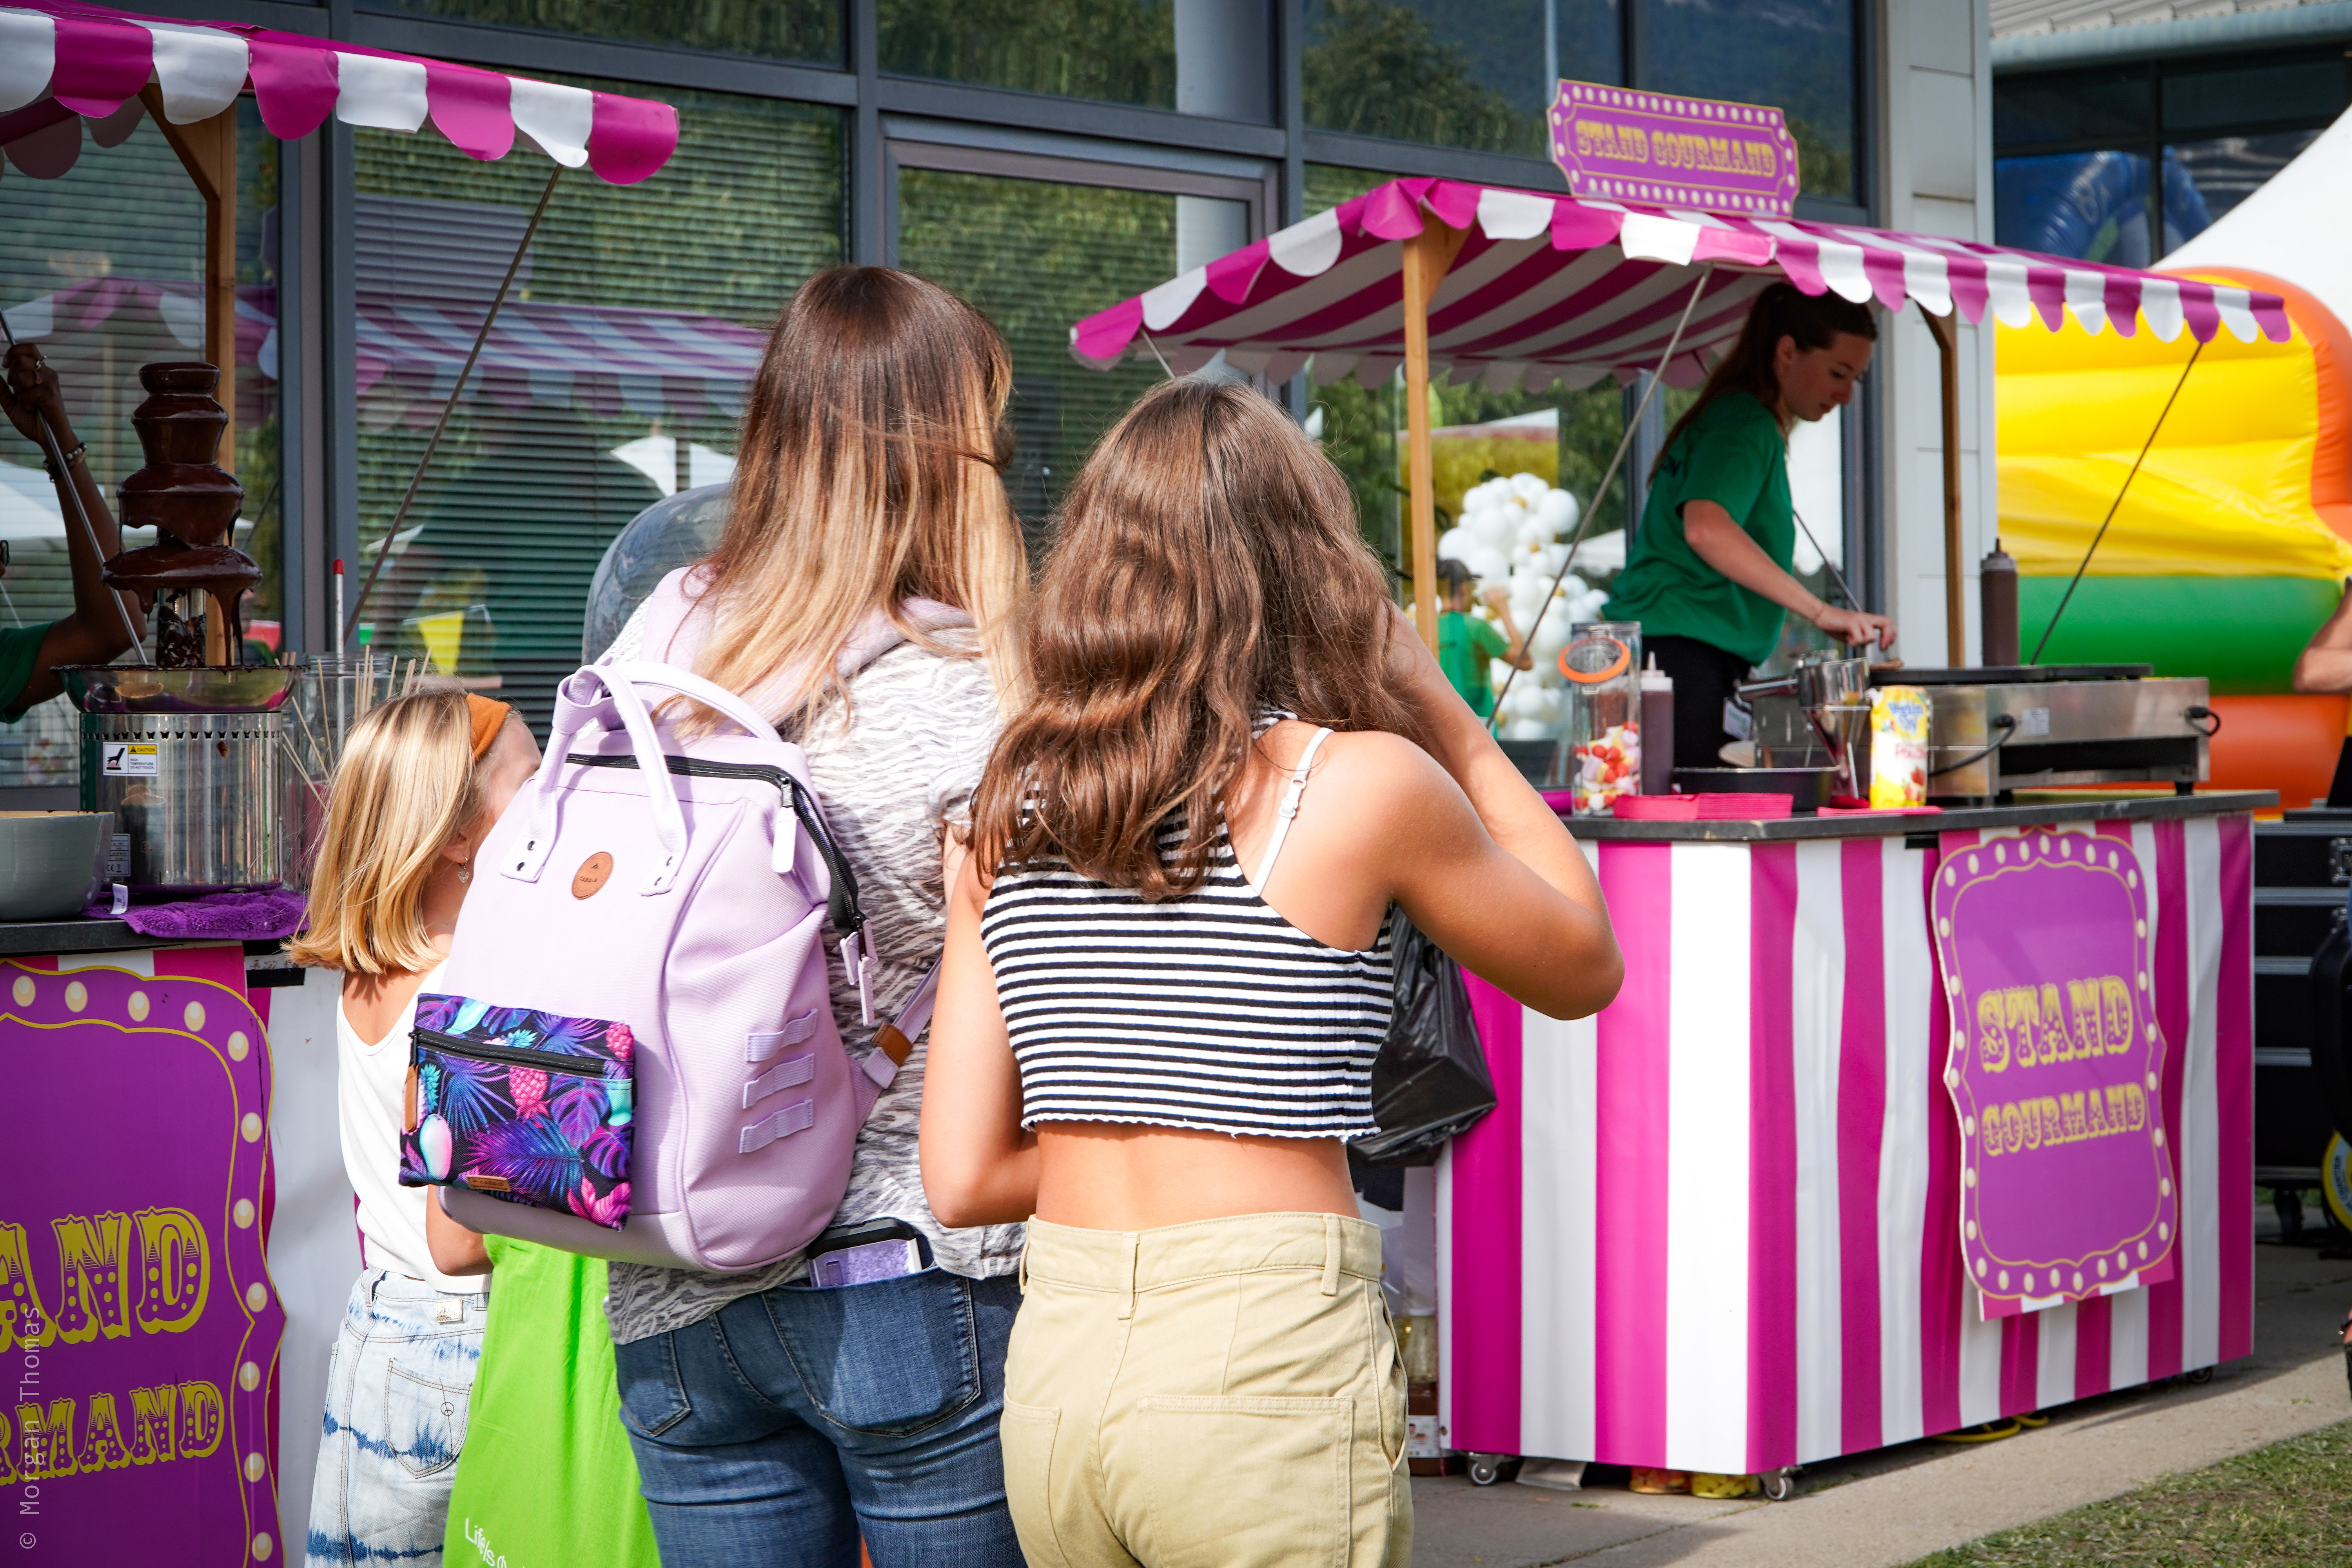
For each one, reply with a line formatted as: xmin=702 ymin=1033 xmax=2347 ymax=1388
xmin=1303 ymin=0 xmax=1621 ymax=158
xmin=362 ymin=0 xmax=844 ymax=66
xmin=2166 ymin=129 xmax=2324 ymax=237
xmin=353 ymin=85 xmax=844 ymax=732
xmin=879 ymin=0 xmax=1179 ymax=110
xmin=1994 ymin=72 xmax=2151 ymax=149
xmin=1637 ymin=0 xmax=1859 ymax=203
xmin=2164 ymin=60 xmax=2347 ymax=135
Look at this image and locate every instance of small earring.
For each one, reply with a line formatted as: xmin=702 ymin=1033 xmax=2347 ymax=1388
xmin=458 ymin=860 xmax=472 ymax=885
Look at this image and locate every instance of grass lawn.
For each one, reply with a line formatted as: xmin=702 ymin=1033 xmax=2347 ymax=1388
xmin=1902 ymin=1418 xmax=2352 ymax=1567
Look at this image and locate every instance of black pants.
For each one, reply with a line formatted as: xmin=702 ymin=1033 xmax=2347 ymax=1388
xmin=1647 ymin=634 xmax=1754 ymax=774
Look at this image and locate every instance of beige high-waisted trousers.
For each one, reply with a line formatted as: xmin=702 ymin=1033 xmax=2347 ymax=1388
xmin=1000 ymin=1211 xmax=1412 ymax=1568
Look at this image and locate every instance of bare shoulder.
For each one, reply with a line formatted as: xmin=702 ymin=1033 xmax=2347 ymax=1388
xmin=1297 ymin=726 xmax=1471 ymax=829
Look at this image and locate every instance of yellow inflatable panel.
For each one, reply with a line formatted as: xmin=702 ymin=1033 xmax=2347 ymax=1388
xmin=1997 ymin=270 xmax=2352 ymax=582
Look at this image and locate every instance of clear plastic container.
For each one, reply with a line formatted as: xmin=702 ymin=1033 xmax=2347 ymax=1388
xmin=1563 ymin=621 xmax=1642 ymax=815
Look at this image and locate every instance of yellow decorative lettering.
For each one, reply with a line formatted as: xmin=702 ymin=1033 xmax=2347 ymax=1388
xmin=2036 ymin=984 xmax=2070 ymax=1064
xmin=2001 ymin=1102 xmax=2024 ymax=1154
xmin=133 ymin=1208 xmax=208 ymax=1335
xmin=2102 ymin=975 xmax=2134 ymax=1053
xmin=1976 ymin=991 xmax=2010 ymax=1073
xmin=0 ymin=1222 xmax=56 ymax=1352
xmin=2061 ymin=1091 xmax=2088 ymax=1140
xmin=2065 ymin=980 xmax=2105 ymax=1062
xmin=0 ymin=1407 xmax=14 ymax=1486
xmin=2086 ymin=1084 xmax=2111 ymax=1136
xmin=74 ymin=1393 xmax=131 ymax=1472
xmin=174 ymin=1381 xmax=223 ymax=1459
xmin=2126 ymin=1082 xmax=2147 ymax=1130
xmin=17 ymin=1399 xmax=75 ymax=1479
xmin=50 ymin=1213 xmax=133 ymax=1345
xmin=127 ymin=1384 xmax=175 ymax=1466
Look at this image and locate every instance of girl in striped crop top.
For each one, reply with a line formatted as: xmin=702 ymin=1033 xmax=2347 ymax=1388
xmin=920 ymin=379 xmax=1624 ymax=1568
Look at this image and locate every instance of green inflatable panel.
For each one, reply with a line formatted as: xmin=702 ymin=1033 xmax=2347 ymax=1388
xmin=2016 ymin=575 xmax=2341 ymax=694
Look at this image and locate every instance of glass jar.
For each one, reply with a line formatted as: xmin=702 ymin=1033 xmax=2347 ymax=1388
xmin=1563 ymin=621 xmax=1642 ymax=815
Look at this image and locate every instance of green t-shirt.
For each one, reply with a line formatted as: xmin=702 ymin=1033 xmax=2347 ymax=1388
xmin=1602 ymin=391 xmax=1795 ymax=667
xmin=0 ymin=622 xmax=50 ymax=722
xmin=1438 ymin=608 xmax=1512 ymax=717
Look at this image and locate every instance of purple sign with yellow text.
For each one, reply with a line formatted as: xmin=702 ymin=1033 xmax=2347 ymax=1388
xmin=1933 ymin=831 xmax=2178 ymax=1319
xmin=1 ymin=949 xmax=282 ymax=1565
xmin=1548 ymin=80 xmax=1800 ymax=217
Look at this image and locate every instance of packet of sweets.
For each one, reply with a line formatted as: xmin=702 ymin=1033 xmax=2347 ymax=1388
xmin=1869 ymin=685 xmax=1931 ymax=808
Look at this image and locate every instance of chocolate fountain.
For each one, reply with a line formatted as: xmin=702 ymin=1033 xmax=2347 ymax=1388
xmin=63 ymin=361 xmax=298 ymax=893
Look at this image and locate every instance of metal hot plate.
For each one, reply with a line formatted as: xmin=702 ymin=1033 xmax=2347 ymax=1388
xmin=1868 ymin=664 xmax=2152 ymax=686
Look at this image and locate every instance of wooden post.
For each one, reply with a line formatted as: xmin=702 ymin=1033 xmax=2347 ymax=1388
xmin=142 ymin=89 xmax=238 ymax=474
xmin=1920 ymin=302 xmax=1966 ymax=667
xmin=1400 ymin=218 xmax=1469 ymax=650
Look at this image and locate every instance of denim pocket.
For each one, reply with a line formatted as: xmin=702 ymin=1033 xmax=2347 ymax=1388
xmin=383 ymin=1360 xmax=470 ymax=1478
xmin=773 ymin=1268 xmax=982 ymax=1437
xmin=612 ymin=1332 xmax=694 ymax=1439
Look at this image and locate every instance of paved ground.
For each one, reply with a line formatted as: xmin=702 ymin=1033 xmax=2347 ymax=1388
xmin=1411 ymin=1239 xmax=2352 ymax=1568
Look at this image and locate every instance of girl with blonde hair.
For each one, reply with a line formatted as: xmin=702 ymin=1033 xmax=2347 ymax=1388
xmin=595 ymin=265 xmax=1030 ymax=1568
xmin=290 ymin=690 xmax=540 ymax=1566
xmin=924 ymin=379 xmax=1622 ymax=1568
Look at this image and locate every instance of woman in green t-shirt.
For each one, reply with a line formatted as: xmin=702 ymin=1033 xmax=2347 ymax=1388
xmin=1603 ymin=283 xmax=1894 ymax=770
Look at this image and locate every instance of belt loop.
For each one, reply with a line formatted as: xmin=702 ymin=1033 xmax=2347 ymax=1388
xmin=1321 ymin=1214 xmax=1342 ymax=1297
xmin=1118 ymin=1233 xmax=1138 ymax=1320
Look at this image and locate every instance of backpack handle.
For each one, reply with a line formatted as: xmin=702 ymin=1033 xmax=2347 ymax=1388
xmin=510 ymin=662 xmax=786 ymax=895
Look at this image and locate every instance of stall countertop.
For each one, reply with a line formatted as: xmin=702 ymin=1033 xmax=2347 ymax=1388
xmin=1563 ymin=789 xmax=2276 ymax=842
xmin=0 ymin=917 xmax=301 ymax=974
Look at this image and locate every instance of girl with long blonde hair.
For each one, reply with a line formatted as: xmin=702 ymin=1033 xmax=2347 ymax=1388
xmin=594 ymin=265 xmax=1030 ymax=1568
xmin=290 ymin=690 xmax=541 ymax=1567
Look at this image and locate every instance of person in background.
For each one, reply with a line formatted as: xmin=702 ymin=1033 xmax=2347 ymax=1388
xmin=595 ymin=266 xmax=1029 ymax=1568
xmin=1435 ymin=555 xmax=1532 ymax=719
xmin=923 ymin=380 xmax=1621 ymax=1568
xmin=289 ymin=691 xmax=541 ymax=1568
xmin=0 ymin=343 xmax=138 ymax=712
xmin=1602 ymin=283 xmax=1892 ymax=769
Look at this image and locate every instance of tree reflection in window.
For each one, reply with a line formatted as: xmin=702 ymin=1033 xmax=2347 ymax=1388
xmin=880 ymin=0 xmax=1176 ymax=109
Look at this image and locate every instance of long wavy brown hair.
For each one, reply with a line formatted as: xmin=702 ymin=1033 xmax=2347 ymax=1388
xmin=971 ymin=379 xmax=1416 ymax=898
xmin=675 ymin=266 xmax=1025 ymax=727
xmin=1654 ymin=281 xmax=1877 ymax=473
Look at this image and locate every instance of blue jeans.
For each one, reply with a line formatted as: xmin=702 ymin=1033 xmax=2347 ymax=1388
xmin=305 ymin=1269 xmax=488 ymax=1568
xmin=613 ymin=1268 xmax=1022 ymax=1568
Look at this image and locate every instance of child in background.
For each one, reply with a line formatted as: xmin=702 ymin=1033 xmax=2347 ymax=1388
xmin=289 ymin=691 xmax=540 ymax=1568
xmin=1435 ymin=555 xmax=1532 ymax=719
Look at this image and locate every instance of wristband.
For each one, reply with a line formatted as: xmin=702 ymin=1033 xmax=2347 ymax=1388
xmin=42 ymin=442 xmax=85 ymax=478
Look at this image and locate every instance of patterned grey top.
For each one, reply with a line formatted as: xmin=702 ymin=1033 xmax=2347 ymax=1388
xmin=599 ymin=605 xmax=1023 ymax=1346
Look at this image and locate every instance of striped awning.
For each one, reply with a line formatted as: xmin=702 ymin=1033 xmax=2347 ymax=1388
xmin=0 ymin=0 xmax=678 ymax=185
xmin=1069 ymin=176 xmax=2294 ymax=390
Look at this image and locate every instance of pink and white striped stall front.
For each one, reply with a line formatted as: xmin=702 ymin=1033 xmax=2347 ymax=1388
xmin=1437 ymin=792 xmax=2257 ymax=1477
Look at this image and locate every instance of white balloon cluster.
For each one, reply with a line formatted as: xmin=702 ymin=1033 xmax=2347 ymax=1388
xmin=1435 ymin=472 xmax=1610 ymax=742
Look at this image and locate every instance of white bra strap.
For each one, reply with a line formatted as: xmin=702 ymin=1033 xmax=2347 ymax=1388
xmin=1251 ymin=727 xmax=1334 ymax=889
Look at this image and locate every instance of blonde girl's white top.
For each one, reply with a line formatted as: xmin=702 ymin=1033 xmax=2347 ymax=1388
xmin=336 ymin=962 xmax=483 ymax=1296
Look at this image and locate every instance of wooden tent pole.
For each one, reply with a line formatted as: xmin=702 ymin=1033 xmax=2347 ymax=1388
xmin=142 ymin=89 xmax=239 ymax=475
xmin=1401 ymin=217 xmax=1469 ymax=650
xmin=1920 ymin=302 xmax=1966 ymax=667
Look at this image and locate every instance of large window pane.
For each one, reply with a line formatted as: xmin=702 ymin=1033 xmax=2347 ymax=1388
xmin=354 ymin=86 xmax=842 ymax=733
xmin=1638 ymin=0 xmax=1859 ymax=203
xmin=2167 ymin=130 xmax=2323 ymax=238
xmin=897 ymin=169 xmax=1172 ymax=540
xmin=0 ymin=103 xmax=279 ymax=787
xmin=1995 ymin=72 xmax=2151 ymax=150
xmin=1304 ymin=0 xmax=1618 ymax=157
xmin=880 ymin=0 xmax=1177 ymax=109
xmin=1993 ymin=151 xmax=2152 ymax=264
xmin=361 ymin=0 xmax=844 ymax=67
xmin=2164 ymin=59 xmax=2346 ymax=136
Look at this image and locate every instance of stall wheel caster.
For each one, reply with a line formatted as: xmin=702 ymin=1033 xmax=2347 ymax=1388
xmin=1465 ymin=1453 xmax=1521 ymax=1487
xmin=2183 ymin=1366 xmax=2214 ymax=1385
xmin=1760 ymin=1468 xmax=1799 ymax=1502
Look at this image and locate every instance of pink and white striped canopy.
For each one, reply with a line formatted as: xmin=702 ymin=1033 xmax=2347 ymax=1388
xmin=0 ymin=0 xmax=678 ymax=185
xmin=1070 ymin=176 xmax=2293 ymax=390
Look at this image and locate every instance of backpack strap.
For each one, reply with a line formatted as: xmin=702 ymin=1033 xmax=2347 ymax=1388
xmin=862 ymin=960 xmax=942 ymax=1091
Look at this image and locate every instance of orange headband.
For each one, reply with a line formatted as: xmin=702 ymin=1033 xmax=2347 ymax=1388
xmin=465 ymin=695 xmax=513 ymax=759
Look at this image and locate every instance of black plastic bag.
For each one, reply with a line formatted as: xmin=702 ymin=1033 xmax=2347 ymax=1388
xmin=1353 ymin=913 xmax=1497 ymax=1166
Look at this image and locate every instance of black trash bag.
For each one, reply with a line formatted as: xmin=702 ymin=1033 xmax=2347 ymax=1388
xmin=1353 ymin=912 xmax=1497 ymax=1167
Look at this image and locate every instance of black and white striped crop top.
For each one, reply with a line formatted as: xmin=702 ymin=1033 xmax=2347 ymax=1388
xmin=980 ymin=728 xmax=1396 ymax=1140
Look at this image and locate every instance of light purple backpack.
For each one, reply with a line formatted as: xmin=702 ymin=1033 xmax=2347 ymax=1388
xmin=434 ymin=575 xmax=953 ymax=1270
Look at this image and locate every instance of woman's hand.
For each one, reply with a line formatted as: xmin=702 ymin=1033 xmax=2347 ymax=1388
xmin=0 ymin=345 xmax=73 ymax=451
xmin=1807 ymin=602 xmax=1896 ymax=650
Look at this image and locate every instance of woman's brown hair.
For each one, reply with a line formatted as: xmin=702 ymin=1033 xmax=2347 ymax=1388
xmin=1654 ymin=281 xmax=1877 ymax=474
xmin=970 ymin=379 xmax=1415 ymax=898
xmin=676 ymin=266 xmax=1025 ymax=725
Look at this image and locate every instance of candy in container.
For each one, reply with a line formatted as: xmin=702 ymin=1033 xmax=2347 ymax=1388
xmin=1561 ymin=624 xmax=1642 ymax=815
xmin=1869 ymin=684 xmax=1931 ymax=808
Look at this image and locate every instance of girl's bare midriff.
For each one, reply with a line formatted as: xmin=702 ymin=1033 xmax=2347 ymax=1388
xmin=1032 ymin=1123 xmax=1359 ymax=1231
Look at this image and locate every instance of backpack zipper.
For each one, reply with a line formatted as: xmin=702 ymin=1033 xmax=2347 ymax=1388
xmin=412 ymin=1025 xmax=613 ymax=1073
xmin=564 ymin=751 xmax=865 ymax=942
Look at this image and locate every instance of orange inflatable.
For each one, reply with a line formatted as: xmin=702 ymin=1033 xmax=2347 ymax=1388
xmin=2205 ymin=693 xmax=2349 ymax=810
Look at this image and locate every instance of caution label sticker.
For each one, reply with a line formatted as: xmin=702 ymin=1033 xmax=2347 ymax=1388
xmin=102 ymin=742 xmax=160 ymax=777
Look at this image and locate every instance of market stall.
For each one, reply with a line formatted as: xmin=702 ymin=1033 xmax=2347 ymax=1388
xmin=1068 ymin=135 xmax=2279 ymax=1478
xmin=0 ymin=8 xmax=679 ymax=1563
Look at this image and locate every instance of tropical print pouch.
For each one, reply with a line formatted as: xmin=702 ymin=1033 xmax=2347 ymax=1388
xmin=400 ymin=995 xmax=637 ymax=1229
